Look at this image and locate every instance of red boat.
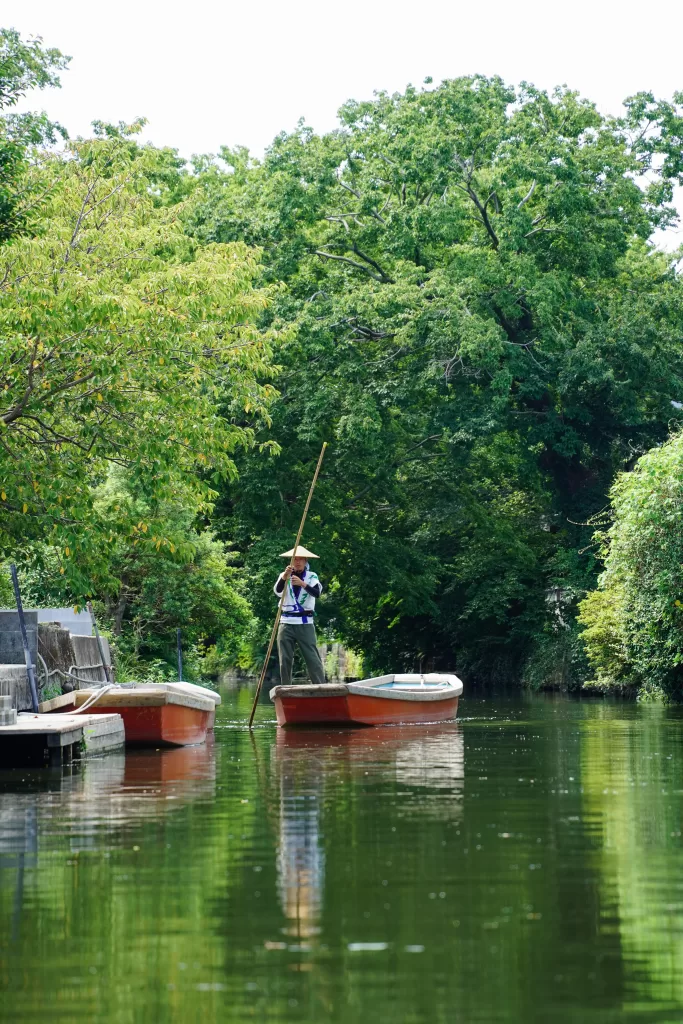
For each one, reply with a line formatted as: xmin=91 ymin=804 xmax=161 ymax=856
xmin=269 ymin=673 xmax=463 ymax=728
xmin=40 ymin=683 xmax=220 ymax=747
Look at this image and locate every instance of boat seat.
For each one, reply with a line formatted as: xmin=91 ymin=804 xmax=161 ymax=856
xmin=269 ymin=683 xmax=349 ymax=700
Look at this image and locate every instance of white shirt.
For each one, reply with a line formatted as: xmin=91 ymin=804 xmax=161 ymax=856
xmin=274 ymin=565 xmax=322 ymax=625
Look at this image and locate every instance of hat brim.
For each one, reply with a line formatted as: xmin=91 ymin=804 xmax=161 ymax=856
xmin=280 ymin=546 xmax=319 ymax=558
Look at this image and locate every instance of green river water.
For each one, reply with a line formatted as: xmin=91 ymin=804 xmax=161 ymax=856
xmin=1 ymin=688 xmax=683 ymax=1023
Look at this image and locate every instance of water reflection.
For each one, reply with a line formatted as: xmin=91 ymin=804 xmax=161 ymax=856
xmin=272 ymin=725 xmax=464 ymax=941
xmin=3 ymin=694 xmax=683 ymax=1023
xmin=275 ymin=736 xmax=324 ymax=939
xmin=0 ymin=742 xmax=216 ymax=857
xmin=579 ymin=710 xmax=683 ymax=1012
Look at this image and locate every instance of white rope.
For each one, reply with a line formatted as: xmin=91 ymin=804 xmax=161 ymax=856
xmin=47 ymin=684 xmax=116 ymax=716
xmin=70 ymin=685 xmax=115 ymax=714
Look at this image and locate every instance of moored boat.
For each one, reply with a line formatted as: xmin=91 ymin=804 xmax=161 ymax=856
xmin=40 ymin=682 xmax=221 ymax=747
xmin=269 ymin=673 xmax=462 ymax=728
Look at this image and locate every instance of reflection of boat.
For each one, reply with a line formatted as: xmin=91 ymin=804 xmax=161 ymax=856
xmin=123 ymin=741 xmax=216 ymax=785
xmin=269 ymin=723 xmax=465 ymax=939
xmin=276 ymin=724 xmax=464 ymax=794
xmin=40 ymin=683 xmax=220 ymax=747
xmin=394 ymin=731 xmax=464 ymax=788
xmin=0 ymin=742 xmax=216 ymax=857
xmin=277 ymin=724 xmax=464 ymax=818
xmin=270 ymin=673 xmax=463 ymax=727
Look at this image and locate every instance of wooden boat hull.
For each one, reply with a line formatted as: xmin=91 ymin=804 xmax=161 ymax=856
xmin=82 ymin=702 xmax=213 ymax=746
xmin=272 ymin=688 xmax=459 ymax=727
xmin=39 ymin=685 xmax=217 ymax=747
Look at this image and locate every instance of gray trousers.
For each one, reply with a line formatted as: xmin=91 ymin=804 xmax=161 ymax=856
xmin=277 ymin=623 xmax=326 ymax=686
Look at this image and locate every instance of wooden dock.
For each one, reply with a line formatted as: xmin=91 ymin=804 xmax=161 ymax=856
xmin=0 ymin=711 xmax=125 ymax=767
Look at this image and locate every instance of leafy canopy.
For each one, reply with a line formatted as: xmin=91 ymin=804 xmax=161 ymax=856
xmin=16 ymin=467 xmax=253 ymax=680
xmin=0 ymin=28 xmax=70 ymax=240
xmin=188 ymin=76 xmax=683 ymax=677
xmin=0 ymin=123 xmax=277 ymax=594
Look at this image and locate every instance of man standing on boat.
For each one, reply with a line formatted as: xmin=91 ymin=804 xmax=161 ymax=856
xmin=274 ymin=546 xmax=326 ymax=686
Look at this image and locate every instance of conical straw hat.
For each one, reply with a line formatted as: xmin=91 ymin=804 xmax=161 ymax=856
xmin=280 ymin=545 xmax=319 ymax=558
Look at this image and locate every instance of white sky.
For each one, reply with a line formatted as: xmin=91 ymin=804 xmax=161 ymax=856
xmin=5 ymin=0 xmax=683 ymax=246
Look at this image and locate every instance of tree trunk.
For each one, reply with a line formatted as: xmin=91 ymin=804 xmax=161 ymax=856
xmin=113 ymin=596 xmax=127 ymax=636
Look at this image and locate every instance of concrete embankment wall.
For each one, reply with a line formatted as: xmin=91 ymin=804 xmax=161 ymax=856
xmin=0 ymin=612 xmax=112 ymax=710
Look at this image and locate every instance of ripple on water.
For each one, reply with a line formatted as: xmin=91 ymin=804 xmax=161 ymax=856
xmin=1 ymin=692 xmax=683 ymax=1023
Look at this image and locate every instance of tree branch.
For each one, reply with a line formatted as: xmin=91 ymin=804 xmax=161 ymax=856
xmin=467 ymin=185 xmax=499 ymax=248
xmin=525 ymin=225 xmax=559 ymax=239
xmin=345 ymin=435 xmax=442 ymax=507
xmin=350 ymin=244 xmax=393 ymax=283
xmin=339 ymin=180 xmax=361 ymax=200
xmin=314 ymin=250 xmax=386 ymax=283
xmin=517 ymin=180 xmax=537 ymax=208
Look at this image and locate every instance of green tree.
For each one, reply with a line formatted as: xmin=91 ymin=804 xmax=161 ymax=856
xmin=16 ymin=468 xmax=254 ymax=679
xmin=579 ymin=430 xmax=683 ymax=700
xmin=0 ymin=124 xmax=277 ymax=594
xmin=0 ymin=27 xmax=70 ymax=240
xmin=188 ymin=78 xmax=683 ymax=680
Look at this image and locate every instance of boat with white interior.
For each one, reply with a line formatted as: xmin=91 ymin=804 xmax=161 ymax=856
xmin=270 ymin=672 xmax=462 ymax=727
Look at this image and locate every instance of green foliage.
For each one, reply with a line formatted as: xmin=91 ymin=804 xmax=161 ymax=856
xmin=0 ymin=28 xmax=67 ymax=104
xmin=0 ymin=561 xmax=13 ymax=605
xmin=188 ymin=77 xmax=683 ymax=678
xmin=635 ymin=681 xmax=669 ymax=704
xmin=0 ymin=124 xmax=277 ymax=595
xmin=579 ymin=431 xmax=683 ymax=699
xmin=522 ymin=619 xmax=590 ymax=692
xmin=20 ymin=469 xmax=254 ymax=680
xmin=577 ymin=588 xmax=630 ymax=691
xmin=0 ymin=28 xmax=70 ymax=240
xmin=4 ymin=52 xmax=683 ymax=688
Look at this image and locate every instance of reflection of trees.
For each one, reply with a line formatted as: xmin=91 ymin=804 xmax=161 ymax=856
xmin=580 ymin=706 xmax=683 ymax=1011
xmin=0 ymin=739 xmax=232 ymax=1022
xmin=5 ymin=692 xmax=682 ymax=1023
xmin=265 ymin=709 xmax=674 ymax=1024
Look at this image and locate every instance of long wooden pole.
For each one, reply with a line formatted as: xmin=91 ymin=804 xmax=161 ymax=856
xmin=248 ymin=442 xmax=327 ymax=729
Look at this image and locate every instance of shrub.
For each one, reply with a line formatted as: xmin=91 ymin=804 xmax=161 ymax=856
xmin=579 ymin=431 xmax=683 ymax=700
